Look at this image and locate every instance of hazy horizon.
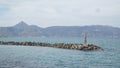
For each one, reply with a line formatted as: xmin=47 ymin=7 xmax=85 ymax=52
xmin=0 ymin=21 xmax=119 ymax=28
xmin=0 ymin=0 xmax=120 ymax=27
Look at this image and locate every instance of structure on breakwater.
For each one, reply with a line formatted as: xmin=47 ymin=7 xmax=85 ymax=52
xmin=0 ymin=41 xmax=103 ymax=51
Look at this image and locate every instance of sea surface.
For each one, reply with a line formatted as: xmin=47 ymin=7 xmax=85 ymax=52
xmin=0 ymin=37 xmax=120 ymax=68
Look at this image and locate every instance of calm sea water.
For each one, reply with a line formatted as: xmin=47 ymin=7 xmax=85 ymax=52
xmin=0 ymin=37 xmax=120 ymax=68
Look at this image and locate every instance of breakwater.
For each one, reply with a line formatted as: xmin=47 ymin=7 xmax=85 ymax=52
xmin=0 ymin=41 xmax=103 ymax=51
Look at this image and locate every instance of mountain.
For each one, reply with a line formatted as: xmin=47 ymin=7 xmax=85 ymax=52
xmin=14 ymin=21 xmax=28 ymax=28
xmin=0 ymin=21 xmax=120 ymax=38
xmin=43 ymin=26 xmax=120 ymax=38
xmin=0 ymin=21 xmax=43 ymax=37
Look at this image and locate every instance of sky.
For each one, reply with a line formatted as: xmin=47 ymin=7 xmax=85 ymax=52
xmin=0 ymin=0 xmax=120 ymax=27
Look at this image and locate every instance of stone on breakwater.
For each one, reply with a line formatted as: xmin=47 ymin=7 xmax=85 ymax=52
xmin=0 ymin=41 xmax=103 ymax=51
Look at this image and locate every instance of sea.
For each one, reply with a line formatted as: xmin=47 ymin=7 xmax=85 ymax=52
xmin=0 ymin=37 xmax=120 ymax=68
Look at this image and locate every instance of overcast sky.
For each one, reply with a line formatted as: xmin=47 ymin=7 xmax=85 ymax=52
xmin=0 ymin=0 xmax=120 ymax=27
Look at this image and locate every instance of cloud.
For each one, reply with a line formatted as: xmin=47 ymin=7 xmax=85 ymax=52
xmin=0 ymin=0 xmax=120 ymax=27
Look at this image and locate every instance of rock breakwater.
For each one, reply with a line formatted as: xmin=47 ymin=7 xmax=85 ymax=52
xmin=0 ymin=41 xmax=103 ymax=51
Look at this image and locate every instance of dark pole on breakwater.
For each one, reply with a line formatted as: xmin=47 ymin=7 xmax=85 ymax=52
xmin=84 ymin=32 xmax=87 ymax=44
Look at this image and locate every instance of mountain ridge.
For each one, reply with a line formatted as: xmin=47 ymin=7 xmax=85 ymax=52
xmin=0 ymin=21 xmax=120 ymax=38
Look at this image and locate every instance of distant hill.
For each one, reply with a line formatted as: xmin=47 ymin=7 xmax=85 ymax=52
xmin=0 ymin=21 xmax=120 ymax=38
